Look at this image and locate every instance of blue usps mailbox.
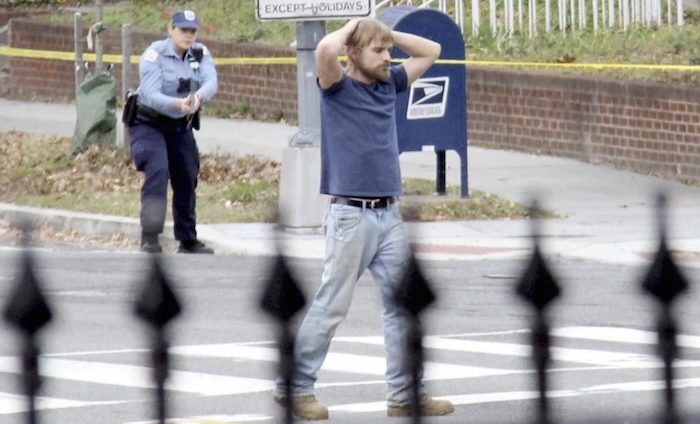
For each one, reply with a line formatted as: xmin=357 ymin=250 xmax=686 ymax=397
xmin=377 ymin=6 xmax=468 ymax=198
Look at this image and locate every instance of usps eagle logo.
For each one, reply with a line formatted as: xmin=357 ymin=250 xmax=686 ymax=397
xmin=406 ymin=77 xmax=449 ymax=120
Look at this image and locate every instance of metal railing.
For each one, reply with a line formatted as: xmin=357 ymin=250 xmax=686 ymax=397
xmin=2 ymin=193 xmax=697 ymax=423
xmin=372 ymin=0 xmax=685 ymax=37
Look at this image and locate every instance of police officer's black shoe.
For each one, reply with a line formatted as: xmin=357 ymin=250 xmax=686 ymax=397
xmin=141 ymin=232 xmax=162 ymax=254
xmin=178 ymin=239 xmax=214 ymax=254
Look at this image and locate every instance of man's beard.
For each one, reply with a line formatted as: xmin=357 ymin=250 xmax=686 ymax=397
xmin=355 ymin=59 xmax=390 ymax=82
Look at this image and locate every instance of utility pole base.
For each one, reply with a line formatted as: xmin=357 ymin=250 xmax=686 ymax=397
xmin=278 ymin=147 xmax=327 ymax=229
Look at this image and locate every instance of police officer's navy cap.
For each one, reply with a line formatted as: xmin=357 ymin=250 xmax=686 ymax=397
xmin=171 ymin=10 xmax=200 ymax=30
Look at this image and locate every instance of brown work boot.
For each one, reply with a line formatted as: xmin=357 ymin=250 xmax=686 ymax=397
xmin=274 ymin=394 xmax=329 ymax=420
xmin=387 ymin=394 xmax=455 ymax=417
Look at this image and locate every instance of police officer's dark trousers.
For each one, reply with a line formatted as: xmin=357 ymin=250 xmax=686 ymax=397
xmin=128 ymin=118 xmax=200 ymax=243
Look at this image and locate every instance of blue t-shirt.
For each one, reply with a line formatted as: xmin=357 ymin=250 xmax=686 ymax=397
xmin=319 ymin=65 xmax=408 ymax=197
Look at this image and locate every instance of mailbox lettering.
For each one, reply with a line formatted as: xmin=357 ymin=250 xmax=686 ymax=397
xmin=406 ymin=77 xmax=449 ymax=120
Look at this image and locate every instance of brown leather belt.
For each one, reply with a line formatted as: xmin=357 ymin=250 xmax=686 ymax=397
xmin=331 ymin=196 xmax=395 ymax=209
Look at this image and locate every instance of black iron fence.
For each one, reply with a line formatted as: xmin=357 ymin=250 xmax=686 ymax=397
xmin=2 ymin=194 xmax=698 ymax=423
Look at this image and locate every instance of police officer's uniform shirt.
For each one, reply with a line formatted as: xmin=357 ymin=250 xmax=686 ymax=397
xmin=137 ymin=38 xmax=217 ymax=119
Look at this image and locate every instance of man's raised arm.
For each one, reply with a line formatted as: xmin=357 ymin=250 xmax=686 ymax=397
xmin=315 ymin=19 xmax=359 ymax=89
xmin=392 ymin=31 xmax=441 ymax=85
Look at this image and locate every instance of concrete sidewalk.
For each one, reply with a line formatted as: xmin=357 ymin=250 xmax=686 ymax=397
xmin=1 ymin=98 xmax=699 ymax=266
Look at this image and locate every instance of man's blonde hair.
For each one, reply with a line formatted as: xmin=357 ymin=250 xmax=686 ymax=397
xmin=347 ymin=18 xmax=392 ymax=50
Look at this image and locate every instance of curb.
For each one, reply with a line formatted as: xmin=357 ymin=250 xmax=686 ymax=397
xmin=2 ymin=203 xmax=699 ymax=266
xmin=0 ymin=202 xmax=171 ymax=242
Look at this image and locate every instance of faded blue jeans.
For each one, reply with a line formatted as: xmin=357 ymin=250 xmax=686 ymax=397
xmin=275 ymin=201 xmax=420 ymax=406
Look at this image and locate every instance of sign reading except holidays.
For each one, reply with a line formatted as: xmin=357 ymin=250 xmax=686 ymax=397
xmin=256 ymin=0 xmax=373 ymax=21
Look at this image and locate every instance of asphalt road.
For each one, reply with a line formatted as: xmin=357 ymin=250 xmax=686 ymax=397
xmin=1 ymin=246 xmax=700 ymax=424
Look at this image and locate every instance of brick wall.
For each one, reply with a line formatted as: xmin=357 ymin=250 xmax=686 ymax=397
xmin=6 ymin=19 xmax=700 ymax=184
xmin=9 ymin=19 xmax=77 ymax=100
xmin=203 ymin=38 xmax=297 ymax=120
xmin=468 ymin=68 xmax=700 ymax=183
xmin=0 ymin=10 xmax=48 ymax=27
xmin=7 ymin=19 xmax=297 ymax=120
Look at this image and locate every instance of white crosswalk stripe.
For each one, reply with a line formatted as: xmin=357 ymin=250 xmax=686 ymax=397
xmin=336 ymin=334 xmax=668 ymax=367
xmin=552 ymin=326 xmax=700 ymax=349
xmin=1 ymin=326 xmax=700 ymax=420
xmin=0 ymin=391 xmax=126 ymax=414
xmin=172 ymin=343 xmax=515 ymax=379
xmin=0 ymin=357 xmax=274 ymax=395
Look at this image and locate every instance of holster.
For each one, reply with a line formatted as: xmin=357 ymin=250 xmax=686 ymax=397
xmin=192 ymin=110 xmax=200 ymax=131
xmin=122 ymin=90 xmax=138 ymax=125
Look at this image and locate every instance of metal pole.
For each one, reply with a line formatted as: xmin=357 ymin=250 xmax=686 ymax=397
xmin=281 ymin=326 xmax=295 ymax=424
xmin=151 ymin=333 xmax=169 ymax=424
xmin=508 ymin=0 xmax=515 ymax=34
xmin=659 ymin=308 xmax=679 ymax=424
xmin=436 ymin=151 xmax=446 ymax=195
xmin=533 ymin=315 xmax=552 ymax=424
xmin=602 ymin=0 xmax=607 ymax=26
xmin=570 ymin=0 xmax=576 ymax=30
xmin=289 ymin=21 xmax=324 ymax=147
xmin=95 ymin=0 xmax=103 ymax=72
xmin=490 ymin=0 xmax=497 ymax=34
xmin=74 ymin=12 xmax=83 ymax=96
xmin=408 ymin=318 xmax=423 ymax=424
xmin=518 ymin=0 xmax=524 ymax=32
xmin=120 ymin=23 xmax=132 ymax=154
xmin=22 ymin=338 xmax=39 ymax=424
xmin=560 ymin=0 xmax=566 ymax=32
xmin=121 ymin=24 xmax=131 ymax=101
xmin=593 ymin=0 xmax=599 ymax=32
xmin=609 ymin=0 xmax=615 ymax=27
xmin=278 ymin=21 xmax=327 ymax=228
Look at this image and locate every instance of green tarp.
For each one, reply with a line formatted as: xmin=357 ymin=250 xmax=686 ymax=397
xmin=72 ymin=71 xmax=117 ymax=154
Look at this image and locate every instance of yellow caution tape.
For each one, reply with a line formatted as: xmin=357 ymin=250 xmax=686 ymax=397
xmin=1 ymin=46 xmax=699 ymax=71
xmin=0 ymin=46 xmax=291 ymax=65
xmin=423 ymin=58 xmax=700 ymax=71
xmin=0 ymin=46 xmax=140 ymax=64
xmin=461 ymin=59 xmax=700 ymax=71
xmin=215 ymin=56 xmax=297 ymax=65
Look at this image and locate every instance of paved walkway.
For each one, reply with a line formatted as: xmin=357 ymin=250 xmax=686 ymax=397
xmin=1 ymin=98 xmax=699 ymax=266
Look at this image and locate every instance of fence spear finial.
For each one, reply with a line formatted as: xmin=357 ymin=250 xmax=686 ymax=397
xmin=133 ymin=255 xmax=182 ymax=424
xmin=394 ymin=249 xmax=438 ymax=423
xmin=3 ymin=223 xmax=53 ymax=424
xmin=260 ymin=225 xmax=307 ymax=424
xmin=641 ymin=192 xmax=688 ymax=424
xmin=515 ymin=197 xmax=560 ymax=424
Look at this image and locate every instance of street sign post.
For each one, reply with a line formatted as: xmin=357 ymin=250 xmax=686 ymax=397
xmin=256 ymin=0 xmax=373 ymax=21
xmin=278 ymin=20 xmax=327 ymax=229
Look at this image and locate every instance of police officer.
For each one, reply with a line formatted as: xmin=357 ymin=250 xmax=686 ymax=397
xmin=128 ymin=9 xmax=218 ymax=254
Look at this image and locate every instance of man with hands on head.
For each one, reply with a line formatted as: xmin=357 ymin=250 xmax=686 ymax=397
xmin=272 ymin=17 xmax=455 ymax=420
